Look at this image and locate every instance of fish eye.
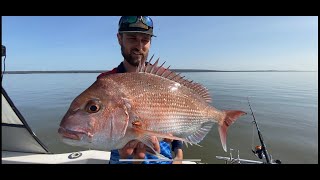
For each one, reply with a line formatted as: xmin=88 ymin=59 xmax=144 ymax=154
xmin=90 ymin=105 xmax=98 ymax=112
xmin=86 ymin=101 xmax=100 ymax=113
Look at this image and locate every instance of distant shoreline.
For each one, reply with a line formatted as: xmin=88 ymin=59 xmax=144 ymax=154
xmin=2 ymin=69 xmax=317 ymax=74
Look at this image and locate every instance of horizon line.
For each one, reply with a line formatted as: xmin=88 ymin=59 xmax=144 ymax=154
xmin=2 ymin=69 xmax=317 ymax=74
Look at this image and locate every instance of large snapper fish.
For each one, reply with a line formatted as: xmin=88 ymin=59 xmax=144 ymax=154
xmin=58 ymin=58 xmax=246 ymax=156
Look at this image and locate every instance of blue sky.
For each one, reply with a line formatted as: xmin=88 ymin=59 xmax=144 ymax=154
xmin=2 ymin=16 xmax=318 ymax=71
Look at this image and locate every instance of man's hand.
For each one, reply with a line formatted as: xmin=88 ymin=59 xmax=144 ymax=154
xmin=118 ymin=136 xmax=160 ymax=164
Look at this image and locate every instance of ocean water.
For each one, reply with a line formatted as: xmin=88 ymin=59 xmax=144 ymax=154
xmin=1 ymin=72 xmax=318 ymax=164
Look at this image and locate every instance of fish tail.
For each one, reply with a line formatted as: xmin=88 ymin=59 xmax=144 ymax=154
xmin=218 ymin=110 xmax=247 ymax=152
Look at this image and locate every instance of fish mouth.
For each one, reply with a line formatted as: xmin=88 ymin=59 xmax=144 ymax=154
xmin=58 ymin=127 xmax=90 ymax=140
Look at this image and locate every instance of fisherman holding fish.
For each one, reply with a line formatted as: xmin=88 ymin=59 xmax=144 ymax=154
xmin=98 ymin=16 xmax=184 ymax=164
xmin=58 ymin=16 xmax=246 ymax=164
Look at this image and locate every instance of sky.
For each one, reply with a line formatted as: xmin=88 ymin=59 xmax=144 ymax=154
xmin=1 ymin=16 xmax=318 ymax=71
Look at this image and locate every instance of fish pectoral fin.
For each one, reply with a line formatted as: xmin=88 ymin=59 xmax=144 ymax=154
xmin=132 ymin=127 xmax=201 ymax=147
xmin=145 ymin=151 xmax=171 ymax=161
xmin=137 ymin=134 xmax=170 ymax=160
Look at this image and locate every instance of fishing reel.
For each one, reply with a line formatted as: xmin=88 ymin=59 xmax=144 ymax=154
xmin=251 ymin=145 xmax=282 ymax=164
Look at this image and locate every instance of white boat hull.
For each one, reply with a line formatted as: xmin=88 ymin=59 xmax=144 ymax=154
xmin=2 ymin=150 xmax=111 ymax=164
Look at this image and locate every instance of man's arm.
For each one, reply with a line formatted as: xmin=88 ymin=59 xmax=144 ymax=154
xmin=171 ymin=140 xmax=183 ymax=164
xmin=172 ymin=149 xmax=183 ymax=164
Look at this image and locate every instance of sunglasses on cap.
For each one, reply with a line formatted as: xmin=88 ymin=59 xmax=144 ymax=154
xmin=119 ymin=16 xmax=153 ymax=29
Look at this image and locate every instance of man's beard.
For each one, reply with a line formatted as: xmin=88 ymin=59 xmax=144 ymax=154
xmin=121 ymin=45 xmax=148 ymax=67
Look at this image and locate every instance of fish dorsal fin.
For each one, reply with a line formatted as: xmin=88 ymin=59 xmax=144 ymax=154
xmin=137 ymin=56 xmax=212 ymax=103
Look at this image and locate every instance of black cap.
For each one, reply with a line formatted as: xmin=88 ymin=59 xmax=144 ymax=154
xmin=118 ymin=16 xmax=156 ymax=37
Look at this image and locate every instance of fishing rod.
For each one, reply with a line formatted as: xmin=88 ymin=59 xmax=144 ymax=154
xmin=247 ymin=97 xmax=271 ymax=164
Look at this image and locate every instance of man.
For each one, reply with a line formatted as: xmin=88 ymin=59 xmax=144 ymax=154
xmin=97 ymin=16 xmax=183 ymax=164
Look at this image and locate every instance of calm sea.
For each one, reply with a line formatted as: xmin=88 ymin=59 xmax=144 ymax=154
xmin=2 ymin=72 xmax=318 ymax=164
